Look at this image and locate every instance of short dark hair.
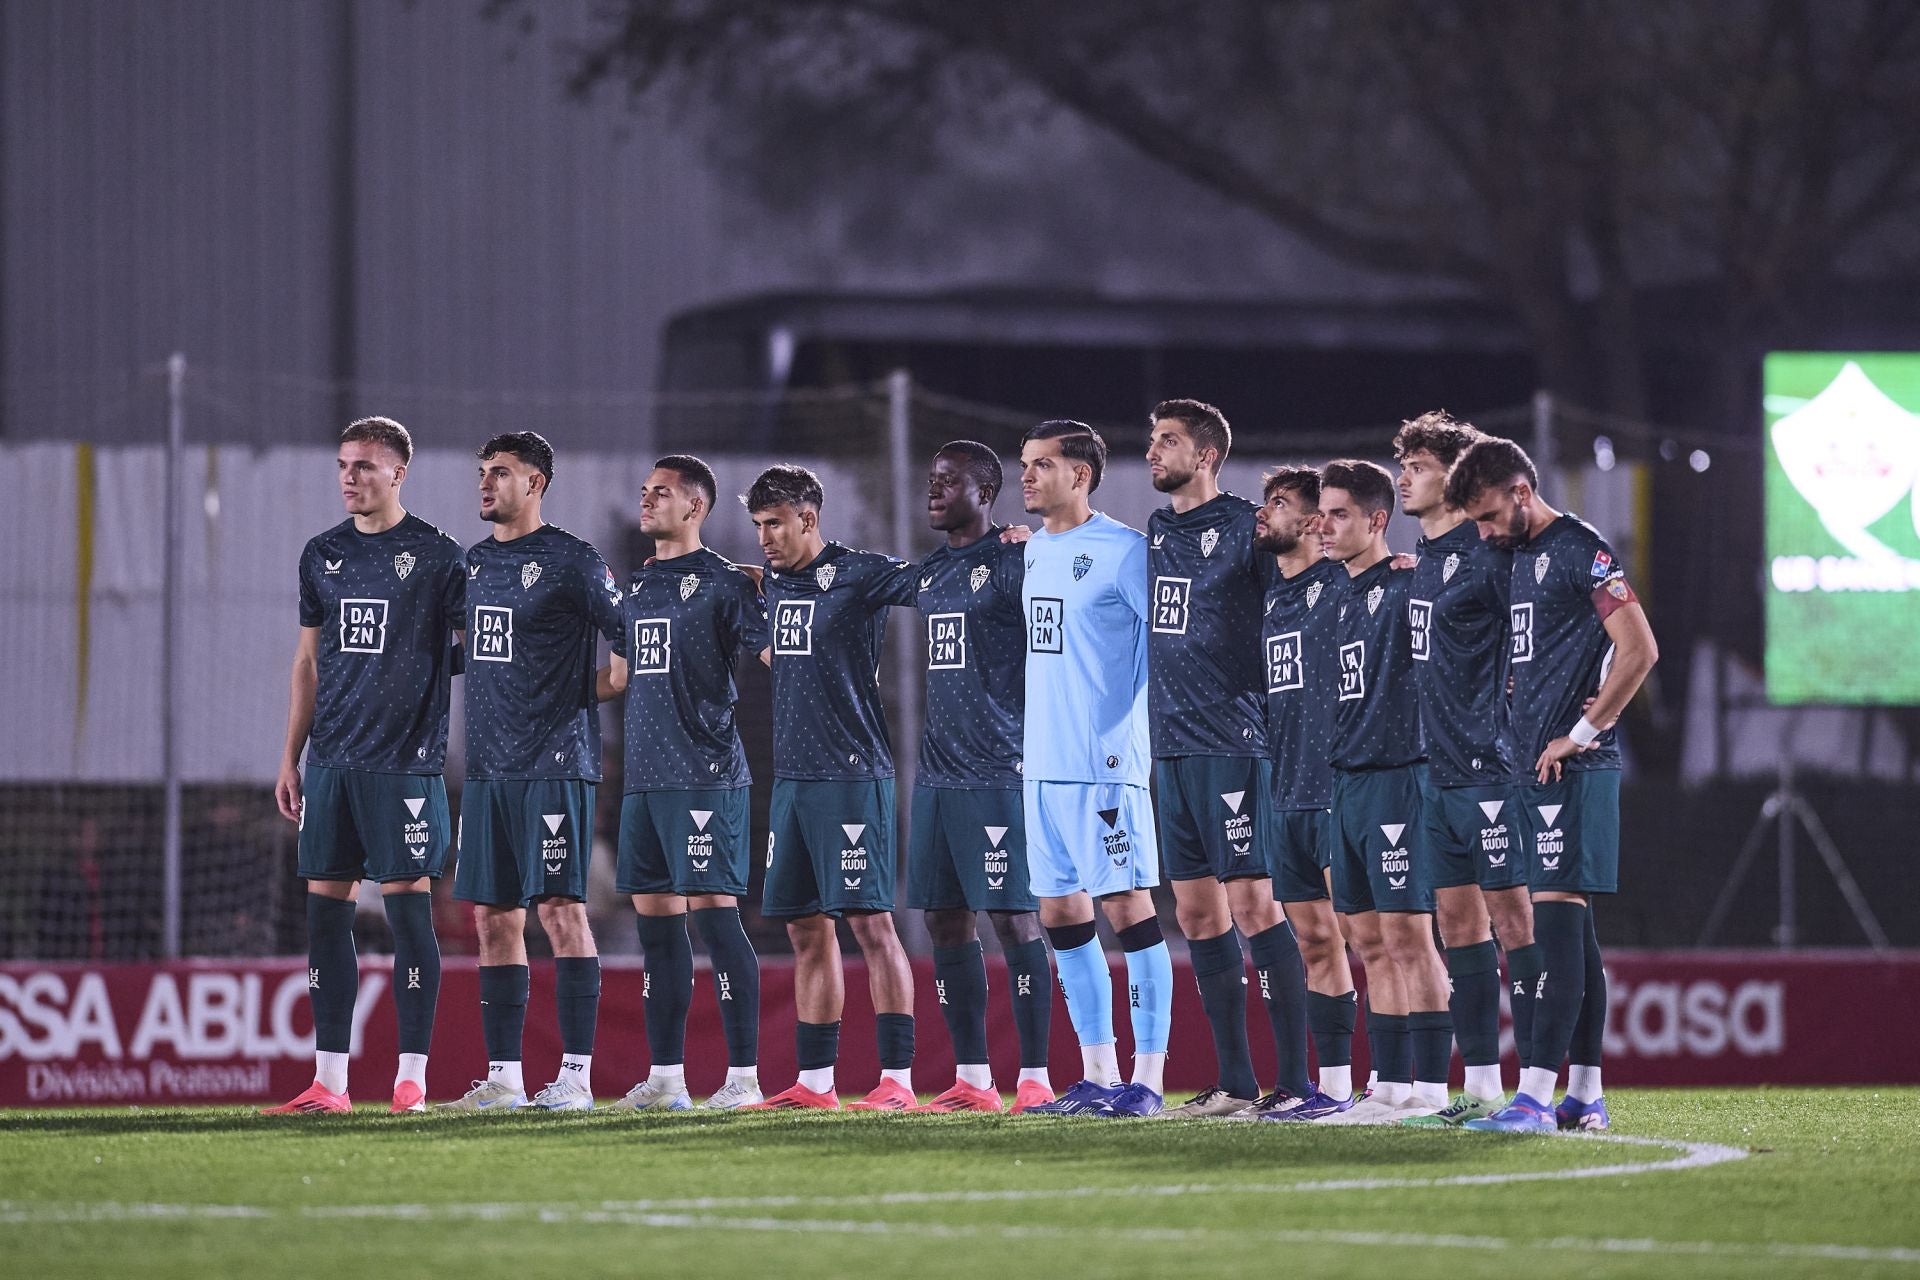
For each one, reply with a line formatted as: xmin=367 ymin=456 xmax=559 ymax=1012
xmin=743 ymin=463 xmax=824 ymax=513
xmin=341 ymin=416 xmax=413 ymax=465
xmin=1021 ymin=420 xmax=1108 ymax=492
xmin=936 ymin=440 xmax=1004 ymax=501
xmin=1261 ymin=464 xmax=1321 ymax=508
xmin=1444 ymin=436 xmax=1539 ymax=511
xmin=1392 ymin=410 xmax=1480 ymax=468
xmin=1319 ymin=458 xmax=1396 ymax=516
xmin=478 ymin=431 xmax=555 ymax=484
xmin=1152 ymin=398 xmax=1232 ymax=469
xmin=653 ymin=454 xmax=718 ymax=511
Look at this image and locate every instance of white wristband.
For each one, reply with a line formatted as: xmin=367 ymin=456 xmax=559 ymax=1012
xmin=1568 ymin=716 xmax=1601 ymax=748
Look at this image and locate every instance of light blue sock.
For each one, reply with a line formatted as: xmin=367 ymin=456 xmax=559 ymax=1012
xmin=1054 ymin=937 xmax=1115 ymax=1047
xmin=1124 ymin=942 xmax=1174 ymax=1055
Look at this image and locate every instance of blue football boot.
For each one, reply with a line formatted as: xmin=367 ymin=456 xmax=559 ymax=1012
xmin=1462 ymin=1091 xmax=1556 ymax=1133
xmin=1555 ymin=1094 xmax=1611 ymax=1131
xmin=1095 ymin=1081 xmax=1165 ymax=1118
xmin=1019 ymin=1079 xmax=1119 ymax=1116
xmin=1260 ymin=1088 xmax=1357 ymax=1122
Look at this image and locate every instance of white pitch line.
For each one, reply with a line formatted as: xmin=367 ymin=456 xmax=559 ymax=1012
xmin=0 ymin=1133 xmax=1743 ymax=1228
xmin=301 ymin=1131 xmax=1748 ymax=1220
xmin=11 ymin=1135 xmax=1915 ymax=1263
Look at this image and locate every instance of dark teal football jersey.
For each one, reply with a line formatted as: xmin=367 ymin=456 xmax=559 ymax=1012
xmin=1508 ymin=514 xmax=1629 ymax=773
xmin=297 ymin=513 xmax=466 ymax=774
xmin=1330 ymin=557 xmax=1425 ymax=771
xmin=914 ymin=531 xmax=1026 ymax=788
xmin=1263 ymin=556 xmax=1348 ymax=809
xmin=1409 ymin=519 xmax=1513 ymax=787
xmin=619 ymin=548 xmax=768 ymax=791
xmin=763 ymin=542 xmax=917 ymax=781
xmin=1146 ymin=493 xmax=1277 ymax=759
xmin=463 ymin=524 xmax=624 ymax=781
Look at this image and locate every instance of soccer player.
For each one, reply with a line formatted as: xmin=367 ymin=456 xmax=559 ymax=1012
xmin=1250 ymin=466 xmax=1361 ymax=1121
xmin=744 ymin=465 xmax=920 ymax=1111
xmin=909 ymin=442 xmax=1056 ymax=1114
xmin=1447 ymin=437 xmax=1659 ymax=1134
xmin=1016 ymin=421 xmax=1174 ymax=1119
xmin=1393 ymin=412 xmax=1538 ymax=1126
xmin=439 ymin=432 xmax=626 ymax=1113
xmin=1316 ymin=459 xmax=1454 ymax=1125
xmin=1143 ymin=401 xmax=1307 ymax=1118
xmin=605 ymin=456 xmax=769 ymax=1112
xmin=265 ymin=417 xmax=464 ymax=1115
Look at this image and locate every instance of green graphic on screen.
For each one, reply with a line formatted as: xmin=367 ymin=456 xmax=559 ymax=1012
xmin=1764 ymin=352 xmax=1920 ymax=705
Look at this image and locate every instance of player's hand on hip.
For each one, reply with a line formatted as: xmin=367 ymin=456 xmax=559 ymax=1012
xmin=1534 ymin=736 xmax=1585 ymax=785
xmin=274 ymin=764 xmax=303 ymax=823
xmin=999 ymin=525 xmax=1032 ymax=544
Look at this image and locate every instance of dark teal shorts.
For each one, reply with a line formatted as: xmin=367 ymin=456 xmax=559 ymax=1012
xmin=617 ymin=786 xmax=752 ymax=898
xmin=1329 ymin=764 xmax=1432 ymax=915
xmin=1518 ymin=770 xmax=1621 ymax=895
xmin=297 ymin=766 xmax=450 ymax=884
xmin=907 ymin=784 xmax=1036 ymax=913
xmin=452 ymin=778 xmax=596 ymax=907
xmin=1422 ymin=781 xmax=1528 ymax=893
xmin=1154 ymin=755 xmax=1270 ymax=882
xmin=763 ymin=778 xmax=897 ymax=918
xmin=1264 ymin=807 xmax=1331 ymax=903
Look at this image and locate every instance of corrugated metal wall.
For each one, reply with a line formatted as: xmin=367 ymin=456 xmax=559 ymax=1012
xmin=0 ymin=0 xmax=740 ymax=450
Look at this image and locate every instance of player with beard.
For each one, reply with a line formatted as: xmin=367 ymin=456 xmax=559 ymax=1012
xmin=1393 ymin=413 xmax=1538 ymax=1126
xmin=1247 ymin=466 xmax=1362 ymax=1121
xmin=1143 ymin=401 xmax=1307 ymax=1118
xmin=907 ymin=442 xmax=1055 ymax=1114
xmin=1446 ymin=438 xmax=1659 ymax=1134
xmin=743 ymin=465 xmax=921 ymax=1111
xmin=1315 ymin=460 xmax=1454 ymax=1126
xmin=442 ymin=431 xmax=626 ymax=1113
xmin=605 ymin=456 xmax=769 ymax=1112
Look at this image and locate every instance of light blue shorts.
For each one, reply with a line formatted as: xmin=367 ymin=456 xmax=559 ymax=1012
xmin=1022 ymin=780 xmax=1160 ymax=899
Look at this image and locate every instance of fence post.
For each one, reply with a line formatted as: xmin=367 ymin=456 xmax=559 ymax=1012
xmin=1532 ymin=388 xmax=1555 ymax=491
xmin=162 ymin=353 xmax=185 ymax=958
xmin=886 ymin=369 xmax=918 ymax=790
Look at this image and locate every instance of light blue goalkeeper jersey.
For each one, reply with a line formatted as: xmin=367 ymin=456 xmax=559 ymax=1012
xmin=1020 ymin=511 xmax=1152 ymax=786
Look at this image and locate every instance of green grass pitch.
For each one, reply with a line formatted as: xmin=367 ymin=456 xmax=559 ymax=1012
xmin=2 ymin=1089 xmax=1917 ymax=1278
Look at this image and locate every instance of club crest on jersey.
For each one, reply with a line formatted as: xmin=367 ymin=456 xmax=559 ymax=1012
xmin=1200 ymin=528 xmax=1221 ymax=557
xmin=522 ymin=561 xmax=542 ymax=589
xmin=1072 ymin=553 xmax=1093 ymax=581
xmin=970 ymin=564 xmax=991 ymax=593
xmin=1366 ymin=584 xmax=1384 ymax=615
xmin=815 ymin=563 xmax=836 ymax=591
xmin=1305 ymin=581 xmax=1323 ymax=609
xmin=1535 ymin=553 xmax=1550 ymax=583
xmin=679 ymin=573 xmax=699 ymax=601
xmin=1442 ymin=553 xmax=1459 ymax=583
xmin=392 ymin=551 xmax=415 ymax=580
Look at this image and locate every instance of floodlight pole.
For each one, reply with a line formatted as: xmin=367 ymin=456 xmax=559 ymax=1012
xmin=161 ymin=353 xmax=185 ymax=958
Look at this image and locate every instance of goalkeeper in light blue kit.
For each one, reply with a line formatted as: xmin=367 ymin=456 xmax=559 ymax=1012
xmin=1015 ymin=420 xmax=1174 ymax=1118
